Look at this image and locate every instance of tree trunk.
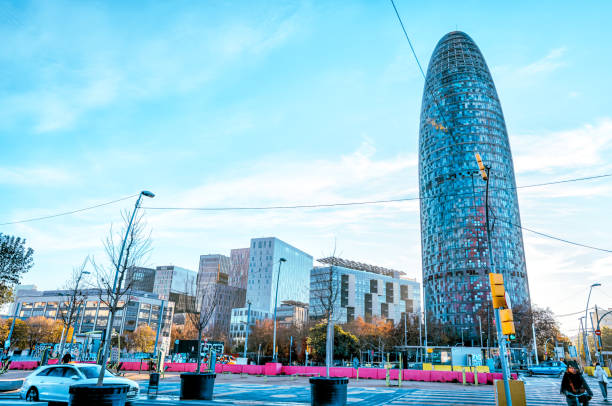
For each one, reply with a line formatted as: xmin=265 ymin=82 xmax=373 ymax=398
xmin=58 ymin=326 xmax=67 ymax=360
xmin=195 ymin=326 xmax=202 ymax=374
xmin=96 ymin=310 xmax=116 ymax=386
xmin=325 ymin=319 xmax=334 ymax=377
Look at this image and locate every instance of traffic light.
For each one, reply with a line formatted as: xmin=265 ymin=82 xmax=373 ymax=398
xmin=475 ymin=152 xmax=488 ymax=180
xmin=500 ymin=309 xmax=516 ymax=337
xmin=488 ymin=273 xmax=508 ymax=309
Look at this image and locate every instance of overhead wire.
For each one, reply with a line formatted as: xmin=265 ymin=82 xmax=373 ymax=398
xmin=0 ymin=194 xmax=139 ymax=226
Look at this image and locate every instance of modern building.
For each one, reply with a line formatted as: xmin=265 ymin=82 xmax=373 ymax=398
xmin=125 ymin=266 xmax=156 ymax=293
xmin=276 ymin=300 xmax=309 ymax=328
xmin=153 ymin=265 xmax=197 ymax=314
xmin=10 ymin=288 xmax=174 ymax=354
xmin=229 ymin=248 xmax=250 ymax=289
xmin=418 ymin=31 xmax=531 ymax=338
xmin=196 ymin=255 xmax=246 ymax=338
xmin=229 ymin=306 xmax=271 ymax=342
xmin=198 ymin=254 xmax=231 ymax=287
xmin=246 ymin=237 xmax=313 ymax=314
xmin=309 ymin=257 xmax=420 ymax=324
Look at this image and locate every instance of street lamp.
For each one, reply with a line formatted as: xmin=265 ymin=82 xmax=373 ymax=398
xmin=98 ymin=190 xmax=154 ymax=383
xmin=584 ymin=282 xmax=601 ymax=366
xmin=272 ymin=258 xmax=287 ymax=362
xmin=475 ymin=152 xmax=512 ymax=406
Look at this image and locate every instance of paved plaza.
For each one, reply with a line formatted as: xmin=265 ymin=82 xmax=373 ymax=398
xmin=2 ymin=371 xmax=609 ymax=405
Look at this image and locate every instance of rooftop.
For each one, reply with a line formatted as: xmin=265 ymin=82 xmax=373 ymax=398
xmin=317 ymin=257 xmax=410 ymax=279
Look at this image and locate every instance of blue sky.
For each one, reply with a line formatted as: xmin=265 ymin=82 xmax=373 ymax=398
xmin=1 ymin=1 xmax=611 ymax=334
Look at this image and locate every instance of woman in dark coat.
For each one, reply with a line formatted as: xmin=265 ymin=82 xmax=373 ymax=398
xmin=560 ymin=361 xmax=593 ymax=405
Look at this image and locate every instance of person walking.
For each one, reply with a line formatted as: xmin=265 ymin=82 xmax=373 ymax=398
xmin=561 ymin=360 xmax=593 ymax=405
xmin=594 ymin=362 xmax=609 ymax=401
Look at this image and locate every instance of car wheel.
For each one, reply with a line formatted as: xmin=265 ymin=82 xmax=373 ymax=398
xmin=527 ymin=370 xmax=533 ymax=377
xmin=557 ymin=371 xmax=563 ymax=378
xmin=25 ymin=387 xmax=39 ymax=402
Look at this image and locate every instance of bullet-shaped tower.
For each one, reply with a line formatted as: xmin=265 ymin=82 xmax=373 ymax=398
xmin=418 ymin=32 xmax=531 ymax=340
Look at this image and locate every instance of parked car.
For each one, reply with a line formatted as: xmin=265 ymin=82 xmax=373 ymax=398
xmin=20 ymin=363 xmax=139 ymax=403
xmin=526 ymin=360 xmax=567 ymax=377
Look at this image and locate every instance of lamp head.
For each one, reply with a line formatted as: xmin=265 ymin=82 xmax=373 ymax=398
xmin=141 ymin=190 xmax=155 ymax=198
xmin=280 ymin=258 xmax=287 ymax=263
xmin=591 ymin=283 xmax=602 ymax=288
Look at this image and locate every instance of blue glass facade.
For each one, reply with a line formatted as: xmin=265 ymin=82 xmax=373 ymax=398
xmin=246 ymin=237 xmax=313 ymax=313
xmin=419 ymin=32 xmax=531 ymax=336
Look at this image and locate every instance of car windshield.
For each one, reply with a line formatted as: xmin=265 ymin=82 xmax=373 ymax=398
xmin=76 ymin=366 xmax=115 ymax=379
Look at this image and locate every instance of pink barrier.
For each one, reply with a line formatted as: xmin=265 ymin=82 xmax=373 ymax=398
xmin=222 ymin=364 xmax=243 ymax=374
xmin=48 ymin=359 xmax=59 ymax=365
xmin=376 ymin=369 xmax=387 ymax=380
xmin=9 ymin=361 xmax=39 ymax=370
xmin=329 ymin=367 xmax=354 ymax=378
xmin=264 ymin=362 xmax=282 ymax=375
xmin=281 ymin=366 xmax=301 ymax=375
xmin=242 ymin=364 xmax=264 ymax=375
xmin=477 ymin=372 xmax=488 ymax=384
xmin=389 ymin=369 xmax=400 ymax=380
xmin=357 ymin=367 xmax=377 ymax=379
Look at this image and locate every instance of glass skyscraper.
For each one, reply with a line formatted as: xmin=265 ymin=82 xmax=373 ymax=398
xmin=418 ymin=32 xmax=531 ymax=339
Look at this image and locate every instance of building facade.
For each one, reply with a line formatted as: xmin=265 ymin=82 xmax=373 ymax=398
xmin=125 ymin=266 xmax=156 ymax=293
xmin=153 ymin=265 xmax=197 ymax=314
xmin=198 ymin=255 xmax=231 ymax=287
xmin=309 ymin=258 xmax=420 ymax=325
xmin=246 ymin=237 xmax=313 ymax=314
xmin=276 ymin=300 xmax=309 ymax=328
xmin=11 ymin=288 xmax=174 ymax=354
xmin=418 ymin=31 xmax=531 ymax=337
xmin=229 ymin=307 xmax=271 ymax=342
xmin=229 ymin=248 xmax=250 ymax=289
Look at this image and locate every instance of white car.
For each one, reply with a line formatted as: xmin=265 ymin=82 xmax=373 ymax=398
xmin=20 ymin=363 xmax=139 ymax=403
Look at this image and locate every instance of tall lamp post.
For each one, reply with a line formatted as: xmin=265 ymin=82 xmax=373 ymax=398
xmin=98 ymin=190 xmax=154 ymax=385
xmin=596 ymin=309 xmax=612 ymax=365
xmin=243 ymin=301 xmax=252 ymax=359
xmin=271 ymin=258 xmax=286 ymax=362
xmin=475 ymin=153 xmax=512 ymax=406
xmin=584 ymin=283 xmax=601 ymax=366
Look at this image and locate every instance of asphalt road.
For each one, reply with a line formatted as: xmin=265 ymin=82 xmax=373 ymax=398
xmin=1 ymin=371 xmax=609 ymax=405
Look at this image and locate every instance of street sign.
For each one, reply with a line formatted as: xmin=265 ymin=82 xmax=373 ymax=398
xmin=595 ymin=329 xmax=601 ymax=336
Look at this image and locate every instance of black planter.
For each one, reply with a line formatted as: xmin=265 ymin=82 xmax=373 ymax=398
xmin=309 ymin=377 xmax=348 ymax=406
xmin=69 ymin=383 xmax=129 ymax=406
xmin=180 ymin=372 xmax=216 ymax=400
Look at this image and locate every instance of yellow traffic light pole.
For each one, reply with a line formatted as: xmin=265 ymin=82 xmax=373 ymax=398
xmin=476 ymin=153 xmax=513 ymax=406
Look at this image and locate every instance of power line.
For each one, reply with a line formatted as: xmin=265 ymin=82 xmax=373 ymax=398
xmin=141 ymin=173 xmax=612 ymax=211
xmin=389 ymin=0 xmax=426 ymax=79
xmin=555 ymin=308 xmax=595 ymax=318
xmin=498 ymin=218 xmax=612 ymax=253
xmin=0 ymin=194 xmax=138 ymax=226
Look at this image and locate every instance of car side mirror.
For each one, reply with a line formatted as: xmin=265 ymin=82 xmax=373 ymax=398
xmin=71 ymin=375 xmax=80 ymax=380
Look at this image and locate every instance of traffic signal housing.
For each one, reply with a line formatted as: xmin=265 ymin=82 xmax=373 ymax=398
xmin=488 ymin=273 xmax=508 ymax=309
xmin=500 ymin=309 xmax=516 ymax=337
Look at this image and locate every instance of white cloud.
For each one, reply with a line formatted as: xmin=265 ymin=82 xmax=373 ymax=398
xmin=511 ymin=118 xmax=612 ymax=174
xmin=0 ymin=166 xmax=75 ymax=186
xmin=519 ymin=47 xmax=566 ymax=75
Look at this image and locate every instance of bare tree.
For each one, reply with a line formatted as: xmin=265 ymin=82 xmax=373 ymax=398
xmin=92 ymin=211 xmax=151 ymax=385
xmin=57 ymin=257 xmax=90 ymax=359
xmin=311 ymin=244 xmax=341 ymax=377
xmin=184 ymin=274 xmax=220 ymax=374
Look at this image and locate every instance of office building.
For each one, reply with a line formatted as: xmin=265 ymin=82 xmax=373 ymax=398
xmin=11 ymin=288 xmax=174 ymax=354
xmin=197 ymin=254 xmax=246 ymax=338
xmin=229 ymin=248 xmax=250 ymax=289
xmin=125 ymin=266 xmax=156 ymax=293
xmin=153 ymin=265 xmax=197 ymax=314
xmin=198 ymin=254 xmax=231 ymax=287
xmin=310 ymin=257 xmax=420 ymax=324
xmin=418 ymin=31 xmax=531 ymax=337
xmin=246 ymin=237 xmax=313 ymax=314
xmin=276 ymin=300 xmax=309 ymax=328
xmin=229 ymin=307 xmax=271 ymax=342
